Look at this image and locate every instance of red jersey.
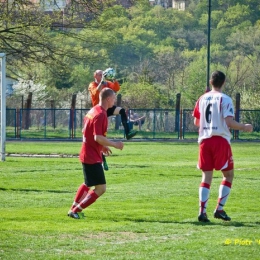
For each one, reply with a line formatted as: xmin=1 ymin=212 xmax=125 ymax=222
xmin=88 ymin=80 xmax=120 ymax=106
xmin=79 ymin=105 xmax=108 ymax=164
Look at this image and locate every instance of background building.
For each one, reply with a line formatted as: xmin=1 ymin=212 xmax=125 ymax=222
xmin=149 ymin=0 xmax=190 ymax=10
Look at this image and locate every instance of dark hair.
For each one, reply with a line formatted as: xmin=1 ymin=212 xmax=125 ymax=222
xmin=100 ymin=88 xmax=115 ymax=101
xmin=210 ymin=71 xmax=226 ymax=88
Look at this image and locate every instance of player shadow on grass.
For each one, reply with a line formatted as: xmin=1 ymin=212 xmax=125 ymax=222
xmin=11 ymin=168 xmax=82 ymax=173
xmin=110 ymin=164 xmax=149 ymax=169
xmin=122 ymin=217 xmax=257 ymax=227
xmin=182 ymin=221 xmax=257 ymax=227
xmin=0 ymin=187 xmax=70 ymax=193
xmin=192 ymin=221 xmax=250 ymax=227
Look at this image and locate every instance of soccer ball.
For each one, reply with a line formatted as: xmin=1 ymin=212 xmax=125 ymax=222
xmin=103 ymin=67 xmax=116 ymax=79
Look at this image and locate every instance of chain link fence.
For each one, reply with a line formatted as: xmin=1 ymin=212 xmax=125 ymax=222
xmin=5 ymin=108 xmax=260 ymax=140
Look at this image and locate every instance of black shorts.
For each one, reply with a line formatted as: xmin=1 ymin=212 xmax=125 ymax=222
xmin=107 ymin=105 xmax=117 ymax=117
xmin=82 ymin=163 xmax=106 ymax=187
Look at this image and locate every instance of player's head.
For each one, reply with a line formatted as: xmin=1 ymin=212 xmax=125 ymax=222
xmin=99 ymin=88 xmax=116 ymax=108
xmin=94 ymin=70 xmax=103 ymax=82
xmin=210 ymin=71 xmax=226 ymax=88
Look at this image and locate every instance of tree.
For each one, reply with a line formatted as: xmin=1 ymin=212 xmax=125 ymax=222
xmin=120 ymin=81 xmax=166 ymax=109
xmin=4 ymin=0 xmax=260 ymax=111
xmin=149 ymin=50 xmax=187 ymax=105
xmin=224 ymin=24 xmax=260 ymax=107
xmin=217 ymin=4 xmax=252 ymax=31
xmin=0 ymin=0 xmax=113 ymax=77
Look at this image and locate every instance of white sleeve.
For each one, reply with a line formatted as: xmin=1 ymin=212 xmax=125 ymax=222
xmin=222 ymin=97 xmax=234 ymax=118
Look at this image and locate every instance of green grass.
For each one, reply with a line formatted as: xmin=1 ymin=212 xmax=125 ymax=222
xmin=1 ymin=141 xmax=260 ymax=259
xmin=7 ymin=127 xmax=180 ymax=140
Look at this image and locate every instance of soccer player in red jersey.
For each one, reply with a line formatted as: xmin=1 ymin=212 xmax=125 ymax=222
xmin=88 ymin=69 xmax=137 ymax=140
xmin=193 ymin=71 xmax=253 ymax=222
xmin=68 ymin=88 xmax=124 ymax=219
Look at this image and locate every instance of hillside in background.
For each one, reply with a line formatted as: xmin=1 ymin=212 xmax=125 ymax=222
xmin=2 ymin=0 xmax=260 ymax=109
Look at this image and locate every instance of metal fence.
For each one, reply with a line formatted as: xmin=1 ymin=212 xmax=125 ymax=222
xmin=6 ymin=108 xmax=260 ymax=140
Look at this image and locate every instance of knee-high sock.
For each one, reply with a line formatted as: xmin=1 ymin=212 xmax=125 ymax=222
xmin=119 ymin=108 xmax=130 ymax=135
xmin=199 ymin=182 xmax=210 ymax=214
xmin=73 ymin=190 xmax=99 ymax=213
xmin=216 ymin=180 xmax=232 ymax=211
xmin=71 ymin=183 xmax=89 ymax=210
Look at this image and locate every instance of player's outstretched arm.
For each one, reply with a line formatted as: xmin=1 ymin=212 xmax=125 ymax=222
xmin=225 ymin=117 xmax=253 ymax=132
xmin=95 ymin=135 xmax=124 ymax=150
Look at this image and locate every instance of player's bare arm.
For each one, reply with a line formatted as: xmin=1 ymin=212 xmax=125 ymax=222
xmin=225 ymin=116 xmax=253 ymax=132
xmin=95 ymin=135 xmax=124 ymax=150
xmin=96 ymin=75 xmax=105 ymax=92
xmin=194 ymin=117 xmax=200 ymax=127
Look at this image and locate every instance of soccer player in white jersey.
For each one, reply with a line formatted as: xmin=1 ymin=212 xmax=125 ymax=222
xmin=193 ymin=71 xmax=253 ymax=222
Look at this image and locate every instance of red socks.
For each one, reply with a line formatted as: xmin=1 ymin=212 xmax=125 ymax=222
xmin=73 ymin=190 xmax=99 ymax=213
xmin=71 ymin=183 xmax=89 ymax=210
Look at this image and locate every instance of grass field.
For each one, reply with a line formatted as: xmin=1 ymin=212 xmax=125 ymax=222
xmin=1 ymin=141 xmax=260 ymax=259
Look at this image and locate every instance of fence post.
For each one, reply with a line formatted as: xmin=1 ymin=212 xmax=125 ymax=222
xmin=50 ymin=100 xmax=55 ymax=129
xmin=16 ymin=108 xmax=21 ymax=138
xmin=44 ymin=109 xmax=47 ymax=139
xmin=179 ymin=108 xmax=183 ymax=139
xmin=115 ymin=94 xmax=122 ymax=130
xmin=175 ymin=93 xmax=181 ymax=133
xmin=153 ymin=108 xmax=156 ymax=138
xmin=234 ymin=93 xmax=240 ymax=140
xmin=165 ymin=111 xmax=169 ymax=132
xmin=70 ymin=94 xmax=77 ymax=138
xmin=23 ymin=92 xmax=32 ymax=130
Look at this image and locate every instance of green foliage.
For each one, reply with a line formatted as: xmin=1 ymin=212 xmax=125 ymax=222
xmin=239 ymin=86 xmax=260 ymax=110
xmin=109 ymin=24 xmax=155 ymax=66
xmin=70 ymin=64 xmax=92 ymax=92
xmin=4 ymin=0 xmax=260 ymax=109
xmin=180 ymin=58 xmax=207 ymax=107
xmin=170 ymin=29 xmax=207 ymax=50
xmin=211 ymin=27 xmax=233 ymax=46
xmin=217 ymin=4 xmax=252 ymax=30
xmin=199 ymin=10 xmax=224 ymax=28
xmin=120 ymin=82 xmax=166 ymax=108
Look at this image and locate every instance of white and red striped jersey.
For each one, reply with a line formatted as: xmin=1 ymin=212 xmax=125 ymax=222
xmin=193 ymin=91 xmax=234 ymax=144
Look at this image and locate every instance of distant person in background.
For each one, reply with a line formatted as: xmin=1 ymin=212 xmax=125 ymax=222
xmin=129 ymin=110 xmax=146 ymax=131
xmin=88 ymin=68 xmax=137 ymax=140
xmin=68 ymin=88 xmax=124 ymax=219
xmin=193 ymin=70 xmax=253 ymax=223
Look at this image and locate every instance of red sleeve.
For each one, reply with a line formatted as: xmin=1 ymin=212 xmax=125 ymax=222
xmin=192 ymin=99 xmax=200 ymax=119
